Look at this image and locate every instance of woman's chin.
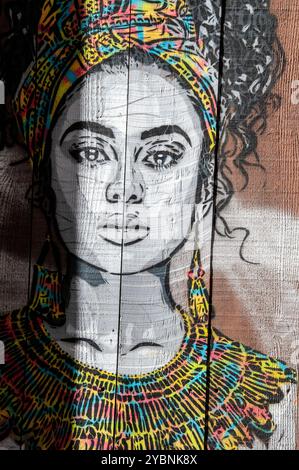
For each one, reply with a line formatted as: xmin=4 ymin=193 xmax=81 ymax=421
xmin=68 ymin=243 xmax=178 ymax=275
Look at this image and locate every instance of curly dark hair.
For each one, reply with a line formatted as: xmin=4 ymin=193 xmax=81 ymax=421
xmin=0 ymin=0 xmax=285 ymax=260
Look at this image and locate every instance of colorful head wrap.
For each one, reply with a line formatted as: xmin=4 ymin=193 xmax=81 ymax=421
xmin=14 ymin=0 xmax=218 ymax=168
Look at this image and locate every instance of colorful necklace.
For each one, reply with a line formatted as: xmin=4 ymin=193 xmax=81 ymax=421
xmin=0 ymin=250 xmax=296 ymax=450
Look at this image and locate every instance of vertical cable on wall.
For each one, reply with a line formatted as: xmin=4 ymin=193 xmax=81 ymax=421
xmin=21 ymin=1 xmax=40 ymax=450
xmin=204 ymin=0 xmax=227 ymax=450
xmin=112 ymin=0 xmax=133 ymax=450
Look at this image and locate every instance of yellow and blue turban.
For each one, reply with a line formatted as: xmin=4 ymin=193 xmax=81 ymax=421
xmin=14 ymin=0 xmax=218 ymax=169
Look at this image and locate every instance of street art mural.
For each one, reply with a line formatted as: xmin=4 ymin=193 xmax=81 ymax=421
xmin=0 ymin=0 xmax=297 ymax=450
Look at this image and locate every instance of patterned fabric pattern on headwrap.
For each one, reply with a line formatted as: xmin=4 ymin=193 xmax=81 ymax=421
xmin=14 ymin=0 xmax=218 ymax=168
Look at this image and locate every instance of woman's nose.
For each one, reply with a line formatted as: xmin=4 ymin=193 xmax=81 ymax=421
xmin=105 ymin=173 xmax=145 ymax=204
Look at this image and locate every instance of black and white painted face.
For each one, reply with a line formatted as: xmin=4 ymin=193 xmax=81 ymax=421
xmin=50 ymin=65 xmax=204 ymax=274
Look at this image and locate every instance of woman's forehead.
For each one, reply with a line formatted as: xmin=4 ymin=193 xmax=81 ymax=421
xmin=55 ymin=67 xmax=200 ymax=136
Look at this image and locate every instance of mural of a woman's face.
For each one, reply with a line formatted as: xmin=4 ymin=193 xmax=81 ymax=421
xmin=50 ymin=63 xmax=204 ymax=274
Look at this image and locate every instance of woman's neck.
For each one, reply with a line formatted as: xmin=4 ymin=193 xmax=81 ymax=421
xmin=45 ymin=256 xmax=186 ymax=375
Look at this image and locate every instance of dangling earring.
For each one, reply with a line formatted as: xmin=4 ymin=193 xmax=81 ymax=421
xmin=187 ymin=249 xmax=209 ymax=324
xmin=29 ymin=235 xmax=66 ymax=326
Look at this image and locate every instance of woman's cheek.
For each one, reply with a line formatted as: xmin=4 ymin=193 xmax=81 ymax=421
xmin=76 ymin=166 xmax=114 ymax=213
xmin=146 ymin=167 xmax=198 ymax=205
xmin=141 ymin=170 xmax=179 ymax=205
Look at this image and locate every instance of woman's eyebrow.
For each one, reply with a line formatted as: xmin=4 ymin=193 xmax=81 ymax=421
xmin=59 ymin=121 xmax=114 ymax=146
xmin=140 ymin=125 xmax=191 ymax=146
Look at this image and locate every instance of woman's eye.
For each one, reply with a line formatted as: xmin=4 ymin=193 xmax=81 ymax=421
xmin=69 ymin=146 xmax=110 ymax=165
xmin=143 ymin=151 xmax=183 ymax=170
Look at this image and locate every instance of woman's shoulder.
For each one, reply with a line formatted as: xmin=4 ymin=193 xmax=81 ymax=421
xmin=0 ymin=307 xmax=28 ymax=332
xmin=207 ymin=327 xmax=297 ymax=450
xmin=211 ymin=326 xmax=296 ymax=386
xmin=0 ymin=307 xmax=31 ymax=362
xmin=0 ymin=307 xmax=29 ymax=444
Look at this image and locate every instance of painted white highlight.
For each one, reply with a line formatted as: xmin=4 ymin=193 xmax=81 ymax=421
xmin=0 ymin=80 xmax=4 ymax=105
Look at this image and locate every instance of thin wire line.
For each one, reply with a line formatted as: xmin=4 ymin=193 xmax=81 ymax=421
xmin=20 ymin=1 xmax=39 ymax=450
xmin=204 ymin=0 xmax=227 ymax=450
xmin=112 ymin=1 xmax=132 ymax=450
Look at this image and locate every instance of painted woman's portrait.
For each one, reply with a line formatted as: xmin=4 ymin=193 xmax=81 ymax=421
xmin=0 ymin=0 xmax=298 ymax=450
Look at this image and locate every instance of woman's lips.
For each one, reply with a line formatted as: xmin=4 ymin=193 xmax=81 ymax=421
xmin=97 ymin=213 xmax=150 ymax=245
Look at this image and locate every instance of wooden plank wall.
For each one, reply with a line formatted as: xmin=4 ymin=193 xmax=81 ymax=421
xmin=0 ymin=0 xmax=298 ymax=450
xmin=213 ymin=0 xmax=299 ymax=449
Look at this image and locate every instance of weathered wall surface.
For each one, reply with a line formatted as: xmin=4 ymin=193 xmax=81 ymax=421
xmin=0 ymin=0 xmax=298 ymax=450
xmin=213 ymin=0 xmax=299 ymax=449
